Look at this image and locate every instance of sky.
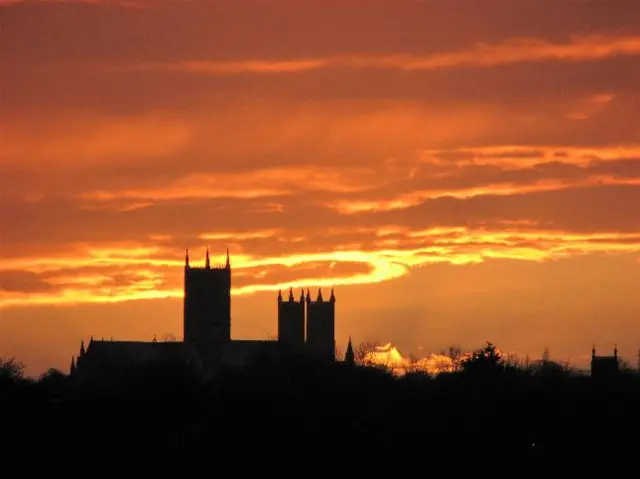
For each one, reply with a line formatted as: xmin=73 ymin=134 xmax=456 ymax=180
xmin=1 ymin=0 xmax=640 ymax=376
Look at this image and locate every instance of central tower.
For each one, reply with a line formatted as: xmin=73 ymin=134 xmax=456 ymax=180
xmin=183 ymin=249 xmax=231 ymax=364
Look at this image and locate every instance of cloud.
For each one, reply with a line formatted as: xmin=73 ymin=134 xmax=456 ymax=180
xmin=3 ymin=218 xmax=640 ymax=309
xmin=135 ymin=35 xmax=640 ymax=75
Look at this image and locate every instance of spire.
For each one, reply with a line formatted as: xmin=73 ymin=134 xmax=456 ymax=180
xmin=185 ymin=249 xmax=190 ymax=268
xmin=300 ymin=289 xmax=305 ymax=303
xmin=80 ymin=340 xmax=85 ymax=356
xmin=306 ymin=289 xmax=311 ymax=302
xmin=288 ymin=287 xmax=294 ymax=301
xmin=205 ymin=247 xmax=210 ymax=269
xmin=225 ymin=248 xmax=230 ymax=269
xmin=614 ymin=343 xmax=618 ymax=359
xmin=345 ymin=336 xmax=355 ymax=366
xmin=70 ymin=356 xmax=76 ymax=374
xmin=278 ymin=289 xmax=283 ymax=302
xmin=317 ymin=287 xmax=323 ymax=302
xmin=330 ymin=287 xmax=336 ymax=303
xmin=592 ymin=344 xmax=596 ymax=358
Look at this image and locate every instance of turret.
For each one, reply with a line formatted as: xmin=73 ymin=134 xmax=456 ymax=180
xmin=184 ymin=248 xmax=232 ymax=371
xmin=345 ymin=336 xmax=355 ymax=366
xmin=306 ymin=287 xmax=336 ymax=361
xmin=278 ymin=286 xmax=305 ymax=349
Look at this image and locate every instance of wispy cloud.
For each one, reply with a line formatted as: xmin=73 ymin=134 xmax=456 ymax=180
xmin=134 ymin=35 xmax=640 ymax=75
xmin=3 ymin=225 xmax=640 ymax=309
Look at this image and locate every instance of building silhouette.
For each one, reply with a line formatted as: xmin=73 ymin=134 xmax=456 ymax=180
xmin=590 ymin=344 xmax=619 ymax=379
xmin=71 ymin=249 xmax=340 ymax=379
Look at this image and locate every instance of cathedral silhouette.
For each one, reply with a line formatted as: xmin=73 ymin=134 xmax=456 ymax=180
xmin=70 ymin=249 xmax=342 ymax=379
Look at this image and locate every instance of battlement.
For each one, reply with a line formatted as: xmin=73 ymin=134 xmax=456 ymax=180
xmin=186 ymin=264 xmax=229 ymax=271
xmin=304 ymin=287 xmax=336 ymax=304
xmin=184 ymin=247 xmax=230 ymax=270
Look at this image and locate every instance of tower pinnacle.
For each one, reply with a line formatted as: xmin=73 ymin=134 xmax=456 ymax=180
xmin=205 ymin=248 xmax=210 ymax=269
xmin=185 ymin=249 xmax=190 ymax=268
xmin=225 ymin=248 xmax=230 ymax=269
xmin=345 ymin=336 xmax=355 ymax=366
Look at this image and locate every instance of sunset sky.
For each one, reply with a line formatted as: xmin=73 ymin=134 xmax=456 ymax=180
xmin=2 ymin=0 xmax=640 ymax=376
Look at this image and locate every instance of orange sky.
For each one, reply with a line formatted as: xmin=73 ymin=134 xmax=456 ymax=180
xmin=2 ymin=0 xmax=640 ymax=376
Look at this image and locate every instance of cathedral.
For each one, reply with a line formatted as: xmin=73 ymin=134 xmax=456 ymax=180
xmin=70 ymin=249 xmax=342 ymax=379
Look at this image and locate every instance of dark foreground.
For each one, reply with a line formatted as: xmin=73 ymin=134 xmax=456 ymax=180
xmin=3 ymin=358 xmax=639 ymax=476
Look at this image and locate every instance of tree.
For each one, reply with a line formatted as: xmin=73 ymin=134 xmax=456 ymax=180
xmin=0 ymin=357 xmax=25 ymax=382
xmin=446 ymin=345 xmax=465 ymax=372
xmin=354 ymin=340 xmax=379 ymax=367
xmin=461 ymin=341 xmax=503 ymax=374
xmin=542 ymin=347 xmax=550 ymax=363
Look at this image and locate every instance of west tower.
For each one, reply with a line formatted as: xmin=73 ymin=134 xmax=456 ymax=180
xmin=277 ymin=288 xmax=305 ymax=349
xmin=305 ymin=288 xmax=335 ymax=361
xmin=183 ymin=249 xmax=231 ymax=365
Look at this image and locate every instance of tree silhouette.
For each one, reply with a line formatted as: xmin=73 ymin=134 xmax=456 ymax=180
xmin=0 ymin=357 xmax=25 ymax=382
xmin=461 ymin=341 xmax=503 ymax=374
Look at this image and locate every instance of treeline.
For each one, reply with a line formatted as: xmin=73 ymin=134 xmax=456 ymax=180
xmin=1 ymin=343 xmax=639 ymax=474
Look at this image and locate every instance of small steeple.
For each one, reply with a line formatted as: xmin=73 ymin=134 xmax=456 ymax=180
xmin=300 ymin=289 xmax=305 ymax=303
xmin=225 ymin=248 xmax=230 ymax=269
xmin=330 ymin=287 xmax=336 ymax=303
xmin=185 ymin=249 xmax=190 ymax=268
xmin=278 ymin=289 xmax=283 ymax=302
xmin=345 ymin=336 xmax=355 ymax=366
xmin=70 ymin=357 xmax=76 ymax=374
xmin=80 ymin=340 xmax=85 ymax=356
xmin=614 ymin=343 xmax=618 ymax=359
xmin=288 ymin=287 xmax=294 ymax=302
xmin=317 ymin=288 xmax=323 ymax=302
xmin=306 ymin=289 xmax=311 ymax=302
xmin=205 ymin=248 xmax=211 ymax=269
xmin=592 ymin=344 xmax=596 ymax=358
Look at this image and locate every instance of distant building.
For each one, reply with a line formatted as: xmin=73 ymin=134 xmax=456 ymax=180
xmin=590 ymin=345 xmax=619 ymax=379
xmin=70 ymin=249 xmax=341 ymax=380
